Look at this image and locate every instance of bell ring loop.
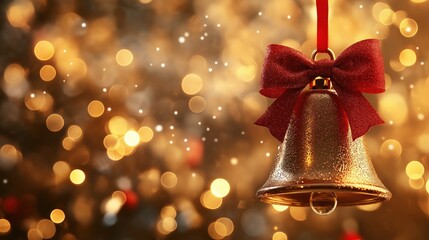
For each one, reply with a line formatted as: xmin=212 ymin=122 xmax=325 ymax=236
xmin=311 ymin=48 xmax=336 ymax=61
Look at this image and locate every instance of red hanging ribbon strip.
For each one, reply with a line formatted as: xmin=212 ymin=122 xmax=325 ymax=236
xmin=316 ymin=0 xmax=329 ymax=52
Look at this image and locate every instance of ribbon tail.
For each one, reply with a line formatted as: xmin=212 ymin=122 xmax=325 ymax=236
xmin=335 ymin=86 xmax=384 ymax=140
xmin=255 ymin=88 xmax=302 ymax=142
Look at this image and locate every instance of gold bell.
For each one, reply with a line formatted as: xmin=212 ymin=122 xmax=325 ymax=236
xmin=256 ymin=78 xmax=391 ymax=215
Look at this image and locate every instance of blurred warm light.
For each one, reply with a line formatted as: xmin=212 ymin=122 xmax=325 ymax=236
xmin=425 ymin=180 xmax=429 ymax=194
xmin=6 ymin=0 xmax=35 ymax=28
xmin=216 ymin=218 xmax=234 ymax=237
xmin=138 ymin=126 xmax=154 ymax=142
xmin=62 ymin=137 xmax=76 ymax=151
xmin=40 ymin=65 xmax=57 ymax=81
xmin=104 ymin=196 xmax=124 ymax=214
xmin=34 ymin=40 xmax=55 ymax=61
xmin=27 ymin=228 xmax=43 ymax=240
xmin=50 ymin=209 xmax=66 ymax=224
xmin=0 ymin=218 xmax=11 ymax=234
xmin=36 ymin=219 xmax=56 ymax=239
xmin=161 ymin=171 xmax=178 ymax=189
xmin=200 ymin=190 xmax=223 ymax=209
xmin=189 ymin=96 xmax=207 ymax=113
xmin=399 ymin=48 xmax=417 ymax=66
xmin=0 ymin=144 xmax=22 ymax=169
xmin=157 ymin=217 xmax=177 ymax=235
xmin=406 ymin=161 xmax=425 ymax=180
xmin=68 ymin=125 xmax=83 ymax=141
xmin=108 ymin=116 xmax=128 ymax=135
xmin=46 ymin=114 xmax=65 ymax=132
xmin=88 ymin=100 xmax=105 ymax=117
xmin=208 ymin=221 xmax=223 ymax=239
xmin=411 ymin=0 xmax=427 ymax=3
xmin=116 ymin=49 xmax=134 ymax=66
xmin=273 ymin=231 xmax=288 ymax=240
xmin=3 ymin=63 xmax=29 ymax=99
xmin=230 ymin=157 xmax=239 ymax=166
xmin=160 ymin=205 xmax=177 ymax=219
xmin=400 ymin=18 xmax=418 ymax=37
xmin=357 ymin=203 xmax=381 ymax=212
xmin=380 ymin=139 xmax=402 ymax=157
xmin=124 ymin=130 xmax=140 ymax=147
xmin=210 ymin=178 xmax=230 ymax=198
xmin=107 ymin=147 xmax=125 ymax=161
xmin=104 ymin=134 xmax=120 ymax=150
xmin=139 ymin=0 xmax=153 ymax=4
xmin=70 ymin=169 xmax=86 ymax=184
xmin=289 ymin=207 xmax=307 ymax=221
xmin=182 ymin=73 xmax=203 ymax=95
xmin=378 ymin=8 xmax=394 ymax=25
xmin=378 ymin=93 xmax=408 ymax=125
xmin=235 ymin=63 xmax=257 ymax=82
xmin=372 ymin=2 xmax=391 ymax=22
xmin=417 ymin=134 xmax=429 ymax=153
xmin=272 ymin=204 xmax=289 ymax=212
xmin=53 ymin=161 xmax=71 ymax=181
xmin=24 ymin=91 xmax=54 ymax=112
xmin=112 ymin=191 xmax=127 ymax=205
xmin=409 ymin=177 xmax=425 ymax=189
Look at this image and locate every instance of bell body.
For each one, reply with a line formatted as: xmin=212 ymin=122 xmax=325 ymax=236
xmin=256 ymin=89 xmax=391 ymax=206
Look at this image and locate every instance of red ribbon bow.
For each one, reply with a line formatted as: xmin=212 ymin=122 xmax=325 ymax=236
xmin=255 ymin=39 xmax=385 ymax=142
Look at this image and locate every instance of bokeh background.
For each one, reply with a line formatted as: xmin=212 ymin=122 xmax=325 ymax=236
xmin=0 ymin=0 xmax=428 ymax=239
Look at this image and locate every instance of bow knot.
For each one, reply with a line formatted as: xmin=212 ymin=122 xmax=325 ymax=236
xmin=255 ymin=39 xmax=385 ymax=142
xmin=313 ymin=59 xmax=333 ymax=78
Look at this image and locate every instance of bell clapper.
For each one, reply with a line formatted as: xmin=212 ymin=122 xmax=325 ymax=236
xmin=310 ymin=192 xmax=338 ymax=215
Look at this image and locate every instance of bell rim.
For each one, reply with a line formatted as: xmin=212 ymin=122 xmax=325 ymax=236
xmin=256 ymin=183 xmax=392 ymax=207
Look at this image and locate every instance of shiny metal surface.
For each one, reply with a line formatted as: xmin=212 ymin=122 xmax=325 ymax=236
xmin=256 ymin=89 xmax=392 ymax=206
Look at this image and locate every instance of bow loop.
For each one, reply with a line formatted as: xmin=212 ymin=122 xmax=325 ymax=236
xmin=256 ymin=39 xmax=385 ymax=142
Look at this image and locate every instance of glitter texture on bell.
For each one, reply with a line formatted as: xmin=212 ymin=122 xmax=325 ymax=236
xmin=256 ymin=79 xmax=391 ymax=214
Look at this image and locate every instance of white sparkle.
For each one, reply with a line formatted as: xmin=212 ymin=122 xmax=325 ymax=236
xmin=156 ymin=47 xmax=160 ymax=51
xmin=214 ymin=138 xmax=218 ymax=142
xmin=170 ymin=125 xmax=174 ymax=130
xmin=107 ymin=107 xmax=112 ymax=111
xmin=160 ymin=63 xmax=166 ymax=68
xmin=206 ymin=127 xmax=210 ymax=131
xmin=208 ymin=68 xmax=213 ymax=72
xmin=186 ymin=147 xmax=191 ymax=151
xmin=258 ymin=11 xmax=262 ymax=16
xmin=30 ymin=93 xmax=35 ymax=98
xmin=3 ymin=179 xmax=7 ymax=184
xmin=217 ymin=106 xmax=222 ymax=111
xmin=102 ymin=88 xmax=107 ymax=92
xmin=155 ymin=125 xmax=163 ymax=132
xmin=81 ymin=22 xmax=87 ymax=28
xmin=178 ymin=36 xmax=186 ymax=43
xmin=174 ymin=111 xmax=178 ymax=115
xmin=138 ymin=109 xmax=143 ymax=114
